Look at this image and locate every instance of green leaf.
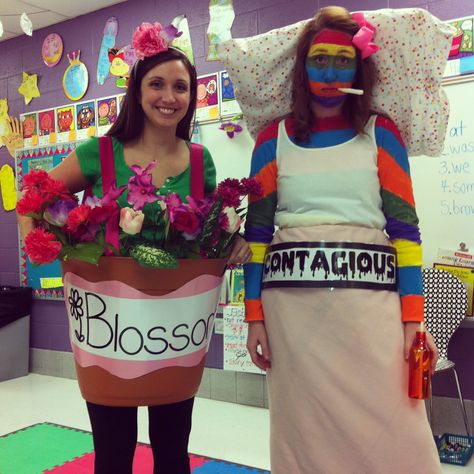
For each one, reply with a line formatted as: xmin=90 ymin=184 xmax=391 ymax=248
xmin=129 ymin=244 xmax=178 ymax=268
xmin=61 ymin=242 xmax=104 ymax=265
xmin=198 ymin=197 xmax=222 ymax=248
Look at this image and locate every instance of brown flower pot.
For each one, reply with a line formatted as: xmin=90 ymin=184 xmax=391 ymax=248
xmin=62 ymin=257 xmax=227 ymax=406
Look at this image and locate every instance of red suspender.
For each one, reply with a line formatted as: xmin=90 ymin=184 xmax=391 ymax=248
xmin=98 ymin=136 xmax=120 ymax=254
xmin=190 ymin=143 xmax=204 ymax=199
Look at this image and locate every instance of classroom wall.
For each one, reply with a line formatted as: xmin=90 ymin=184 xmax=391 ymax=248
xmin=1 ymin=0 xmax=473 ymax=399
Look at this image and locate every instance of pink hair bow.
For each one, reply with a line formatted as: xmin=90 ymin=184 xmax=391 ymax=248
xmin=351 ymin=12 xmax=379 ymax=59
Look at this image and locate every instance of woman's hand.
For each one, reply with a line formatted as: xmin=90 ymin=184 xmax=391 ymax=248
xmin=227 ymin=234 xmax=252 ymax=265
xmin=404 ymin=322 xmax=439 ymax=374
xmin=247 ymin=321 xmax=271 ymax=371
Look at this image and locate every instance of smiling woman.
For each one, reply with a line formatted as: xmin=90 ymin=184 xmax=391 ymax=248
xmin=15 ymin=20 xmax=251 ymax=474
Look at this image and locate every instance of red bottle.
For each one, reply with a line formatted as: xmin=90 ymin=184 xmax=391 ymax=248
xmin=408 ymin=328 xmax=431 ymax=399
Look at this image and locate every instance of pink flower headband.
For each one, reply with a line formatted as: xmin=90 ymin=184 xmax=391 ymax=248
xmin=131 ymin=22 xmax=182 ymax=61
xmin=351 ymin=12 xmax=379 ymax=59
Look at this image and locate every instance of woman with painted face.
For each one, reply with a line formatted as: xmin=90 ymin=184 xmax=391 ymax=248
xmin=17 ymin=21 xmax=251 ymax=474
xmin=244 ymin=6 xmax=441 ymax=473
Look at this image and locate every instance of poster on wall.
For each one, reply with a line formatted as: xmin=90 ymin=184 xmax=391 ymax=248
xmin=444 ymin=15 xmax=474 ymax=78
xmin=75 ymin=100 xmax=96 ymax=140
xmin=37 ymin=109 xmax=56 ymax=146
xmin=96 ymin=96 xmax=118 ymax=136
xmin=15 ymin=142 xmax=82 ymax=300
xmin=223 ymin=305 xmax=263 ymax=374
xmin=56 ymin=105 xmax=76 ymax=143
xmin=219 ymin=71 xmax=241 ymax=117
xmin=19 ymin=112 xmax=38 ymax=148
xmin=196 ymin=73 xmax=220 ymax=123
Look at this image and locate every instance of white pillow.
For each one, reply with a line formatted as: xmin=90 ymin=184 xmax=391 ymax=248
xmin=217 ymin=8 xmax=454 ymax=157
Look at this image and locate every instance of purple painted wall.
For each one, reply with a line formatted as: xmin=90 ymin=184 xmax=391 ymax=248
xmin=0 ymin=0 xmax=473 ymax=397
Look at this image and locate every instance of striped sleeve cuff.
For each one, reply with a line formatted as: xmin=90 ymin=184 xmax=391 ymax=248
xmin=245 ymin=299 xmax=264 ymax=322
xmin=401 ymin=294 xmax=425 ymax=322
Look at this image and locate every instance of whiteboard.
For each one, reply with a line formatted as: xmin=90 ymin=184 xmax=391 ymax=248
xmin=410 ymin=77 xmax=474 ymax=266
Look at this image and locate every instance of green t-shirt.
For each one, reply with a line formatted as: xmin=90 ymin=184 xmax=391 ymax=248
xmin=75 ymin=136 xmax=216 ymax=242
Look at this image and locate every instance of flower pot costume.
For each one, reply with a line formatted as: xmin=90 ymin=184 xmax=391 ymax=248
xmin=61 ymin=135 xmax=225 ymax=407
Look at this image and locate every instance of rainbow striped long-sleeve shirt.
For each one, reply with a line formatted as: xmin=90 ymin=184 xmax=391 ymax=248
xmin=243 ymin=115 xmax=424 ymax=323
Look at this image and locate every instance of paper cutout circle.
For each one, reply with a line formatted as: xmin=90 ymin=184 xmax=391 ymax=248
xmin=42 ymin=33 xmax=63 ymax=67
xmin=63 ymin=56 xmax=89 ymax=101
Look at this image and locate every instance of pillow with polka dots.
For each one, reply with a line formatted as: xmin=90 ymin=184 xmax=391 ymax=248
xmin=217 ymin=8 xmax=455 ymax=157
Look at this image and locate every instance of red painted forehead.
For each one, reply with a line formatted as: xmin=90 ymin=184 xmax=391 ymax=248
xmin=311 ymin=29 xmax=353 ymax=46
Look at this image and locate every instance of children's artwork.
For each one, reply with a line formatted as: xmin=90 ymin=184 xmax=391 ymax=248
xmin=75 ymin=100 xmax=96 ymax=140
xmin=42 ymin=33 xmax=63 ymax=67
xmin=171 ymin=15 xmax=195 ymax=64
xmin=1 ymin=115 xmax=24 ymax=157
xmin=108 ymin=45 xmax=135 ymax=88
xmin=96 ymin=96 xmax=118 ymax=136
xmin=223 ymin=305 xmax=263 ymax=374
xmin=56 ymin=105 xmax=75 ymax=143
xmin=196 ymin=73 xmax=220 ymax=122
xmin=433 ymin=263 xmax=474 ymax=316
xmin=97 ymin=17 xmax=118 ymax=85
xmin=230 ymin=268 xmax=245 ymax=303
xmin=15 ymin=143 xmax=80 ymax=300
xmin=219 ymin=71 xmax=241 ymax=117
xmin=0 ymin=98 xmax=9 ymax=148
xmin=38 ymin=109 xmax=56 ymax=146
xmin=445 ymin=16 xmax=474 ymax=78
xmin=207 ymin=0 xmax=235 ymax=61
xmin=0 ymin=163 xmax=17 ymax=211
xmin=63 ymin=51 xmax=89 ymax=101
xmin=118 ymin=93 xmax=125 ymax=111
xmin=18 ymin=72 xmax=40 ymax=105
xmin=20 ymin=112 xmax=38 ymax=148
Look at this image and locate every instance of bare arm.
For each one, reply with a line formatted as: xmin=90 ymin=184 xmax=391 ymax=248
xmin=48 ymin=150 xmax=89 ymax=194
xmin=16 ymin=151 xmax=89 ymax=240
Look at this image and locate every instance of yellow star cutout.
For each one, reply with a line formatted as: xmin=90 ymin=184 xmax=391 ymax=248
xmin=18 ymin=72 xmax=40 ymax=105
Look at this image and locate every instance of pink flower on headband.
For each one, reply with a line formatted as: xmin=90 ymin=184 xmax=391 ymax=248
xmin=132 ymin=22 xmax=169 ymax=60
xmin=351 ymin=12 xmax=379 ymax=59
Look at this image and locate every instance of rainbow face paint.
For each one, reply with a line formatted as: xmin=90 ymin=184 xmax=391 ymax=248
xmin=305 ymin=30 xmax=357 ymax=107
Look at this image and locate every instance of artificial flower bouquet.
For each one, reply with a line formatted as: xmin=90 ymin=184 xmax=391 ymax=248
xmin=17 ymin=165 xmax=261 ymax=269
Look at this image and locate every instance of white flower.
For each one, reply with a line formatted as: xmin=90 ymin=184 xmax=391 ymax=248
xmin=119 ymin=207 xmax=144 ymax=235
xmin=221 ymin=207 xmax=242 ymax=233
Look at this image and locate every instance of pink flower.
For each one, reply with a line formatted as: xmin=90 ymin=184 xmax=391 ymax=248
xmin=132 ymin=22 xmax=169 ymax=60
xmin=127 ymin=162 xmax=159 ymax=210
xmin=215 ymin=178 xmax=242 ymax=207
xmin=240 ymin=177 xmax=263 ymax=198
xmin=24 ymin=228 xmax=62 ymax=264
xmin=220 ymin=207 xmax=242 ymax=233
xmin=119 ymin=207 xmax=145 ymax=235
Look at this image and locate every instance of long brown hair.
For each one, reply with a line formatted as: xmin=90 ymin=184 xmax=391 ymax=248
xmin=107 ymin=47 xmax=197 ymax=143
xmin=291 ymin=6 xmax=376 ymax=143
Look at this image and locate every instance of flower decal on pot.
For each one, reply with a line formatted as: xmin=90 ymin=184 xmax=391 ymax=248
xmin=68 ymin=288 xmax=85 ymax=342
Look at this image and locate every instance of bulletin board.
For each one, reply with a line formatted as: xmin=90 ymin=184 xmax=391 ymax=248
xmin=15 ymin=141 xmax=83 ymax=300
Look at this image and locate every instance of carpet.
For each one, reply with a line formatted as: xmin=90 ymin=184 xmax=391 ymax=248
xmin=0 ymin=423 xmax=269 ymax=474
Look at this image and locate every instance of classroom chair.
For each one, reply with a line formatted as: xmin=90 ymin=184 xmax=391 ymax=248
xmin=422 ymin=267 xmax=471 ymax=436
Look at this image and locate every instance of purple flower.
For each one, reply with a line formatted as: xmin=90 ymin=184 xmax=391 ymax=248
xmin=219 ymin=122 xmax=243 ymax=139
xmin=127 ymin=162 xmax=160 ymax=210
xmin=127 ymin=179 xmax=160 ymax=210
xmin=43 ymin=199 xmax=78 ymax=227
xmin=161 ymin=24 xmax=182 ymax=43
xmin=101 ymin=182 xmax=127 ymax=205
